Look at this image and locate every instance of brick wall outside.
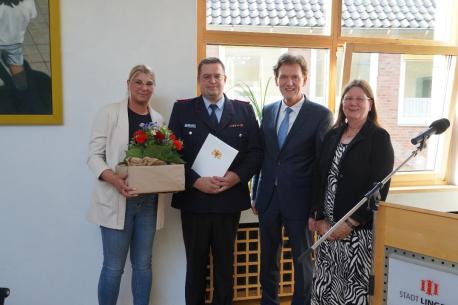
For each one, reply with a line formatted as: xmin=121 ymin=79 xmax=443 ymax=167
xmin=376 ymin=54 xmax=430 ymax=171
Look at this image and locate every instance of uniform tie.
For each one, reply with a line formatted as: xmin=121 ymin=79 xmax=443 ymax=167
xmin=277 ymin=107 xmax=292 ymax=148
xmin=209 ymin=104 xmax=219 ymax=128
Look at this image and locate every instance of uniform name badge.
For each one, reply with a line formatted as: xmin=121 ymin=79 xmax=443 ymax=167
xmin=191 ymin=133 xmax=238 ymax=177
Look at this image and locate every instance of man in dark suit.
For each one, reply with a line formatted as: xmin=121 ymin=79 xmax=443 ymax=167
xmin=168 ymin=57 xmax=263 ymax=305
xmin=253 ymin=54 xmax=333 ymax=305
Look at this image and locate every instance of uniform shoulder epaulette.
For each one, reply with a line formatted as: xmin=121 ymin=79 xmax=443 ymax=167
xmin=233 ymin=99 xmax=250 ymax=104
xmin=176 ymin=98 xmax=193 ymax=103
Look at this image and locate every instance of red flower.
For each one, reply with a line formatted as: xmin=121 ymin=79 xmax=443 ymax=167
xmin=174 ymin=140 xmax=183 ymax=151
xmin=133 ymin=130 xmax=148 ymax=144
xmin=169 ymin=134 xmax=177 ymax=140
xmin=154 ymin=131 xmax=165 ymax=141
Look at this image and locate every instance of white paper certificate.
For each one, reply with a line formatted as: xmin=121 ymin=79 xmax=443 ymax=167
xmin=191 ymin=133 xmax=239 ymax=177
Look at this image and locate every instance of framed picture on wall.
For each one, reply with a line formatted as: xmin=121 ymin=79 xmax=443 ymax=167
xmin=0 ymin=0 xmax=62 ymax=125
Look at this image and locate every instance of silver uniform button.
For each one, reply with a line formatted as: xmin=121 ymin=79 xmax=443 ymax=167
xmin=239 ymin=133 xmax=242 ymax=137
xmin=189 ymin=131 xmax=193 ymax=135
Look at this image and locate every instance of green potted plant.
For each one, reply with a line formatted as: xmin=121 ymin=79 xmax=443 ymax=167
xmin=234 ymin=77 xmax=272 ymax=119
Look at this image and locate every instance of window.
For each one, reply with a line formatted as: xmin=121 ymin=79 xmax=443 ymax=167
xmin=399 ymin=55 xmax=434 ymax=126
xmin=208 ymin=45 xmax=330 ymax=107
xmin=198 ymin=0 xmax=458 ymax=186
xmin=342 ymin=47 xmax=456 ymax=174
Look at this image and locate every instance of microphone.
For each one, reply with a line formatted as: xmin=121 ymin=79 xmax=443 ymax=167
xmin=0 ymin=287 xmax=10 ymax=305
xmin=411 ymin=118 xmax=450 ymax=145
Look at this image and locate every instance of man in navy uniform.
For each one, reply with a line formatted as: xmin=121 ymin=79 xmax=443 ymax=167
xmin=253 ymin=54 xmax=333 ymax=305
xmin=169 ymin=57 xmax=263 ymax=305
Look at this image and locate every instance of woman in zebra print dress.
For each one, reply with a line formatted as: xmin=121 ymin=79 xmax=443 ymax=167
xmin=309 ymin=80 xmax=394 ymax=305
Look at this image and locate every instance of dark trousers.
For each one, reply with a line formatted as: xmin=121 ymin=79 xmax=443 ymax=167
xmin=259 ymin=190 xmax=313 ymax=305
xmin=181 ymin=211 xmax=241 ymax=305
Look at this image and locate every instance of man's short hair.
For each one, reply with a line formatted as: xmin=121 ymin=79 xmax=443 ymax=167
xmin=197 ymin=57 xmax=226 ymax=77
xmin=273 ymin=54 xmax=308 ymax=79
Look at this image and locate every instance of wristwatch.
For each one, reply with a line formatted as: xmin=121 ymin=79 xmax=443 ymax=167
xmin=344 ymin=218 xmax=357 ymax=230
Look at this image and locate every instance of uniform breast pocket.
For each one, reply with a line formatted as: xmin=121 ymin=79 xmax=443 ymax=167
xmin=183 ymin=128 xmax=207 ymax=151
xmin=222 ymin=129 xmax=247 ymax=150
xmin=183 ymin=127 xmax=202 ymax=139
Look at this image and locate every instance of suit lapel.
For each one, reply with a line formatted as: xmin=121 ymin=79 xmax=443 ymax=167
xmin=194 ymin=96 xmax=214 ymax=130
xmin=343 ymin=120 xmax=371 ymax=153
xmin=218 ymin=96 xmax=235 ymax=131
xmin=268 ymin=101 xmax=282 ymax=151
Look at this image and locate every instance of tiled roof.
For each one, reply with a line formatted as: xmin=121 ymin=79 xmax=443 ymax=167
xmin=207 ymin=0 xmax=436 ymax=29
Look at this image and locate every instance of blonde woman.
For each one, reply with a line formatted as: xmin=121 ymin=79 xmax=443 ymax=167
xmin=87 ymin=65 xmax=166 ymax=305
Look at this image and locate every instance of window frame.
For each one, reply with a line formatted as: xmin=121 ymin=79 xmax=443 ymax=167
xmin=198 ymin=0 xmax=458 ymax=186
xmin=397 ymin=56 xmax=433 ymax=126
xmin=342 ymin=43 xmax=458 ymax=186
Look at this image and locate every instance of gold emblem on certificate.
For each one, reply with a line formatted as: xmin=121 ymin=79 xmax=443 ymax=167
xmin=192 ymin=134 xmax=238 ymax=177
xmin=211 ymin=149 xmax=222 ymax=159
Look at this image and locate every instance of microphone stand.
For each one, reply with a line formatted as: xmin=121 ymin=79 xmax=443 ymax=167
xmin=299 ymin=137 xmax=429 ymax=304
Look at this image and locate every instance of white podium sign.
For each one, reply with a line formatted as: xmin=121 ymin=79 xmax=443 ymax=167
xmin=387 ymin=255 xmax=458 ymax=305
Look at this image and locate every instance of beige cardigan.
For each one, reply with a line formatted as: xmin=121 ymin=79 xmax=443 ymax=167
xmin=87 ymin=99 xmax=169 ymax=230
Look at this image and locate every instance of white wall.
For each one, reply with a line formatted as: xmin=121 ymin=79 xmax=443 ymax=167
xmin=1 ymin=1 xmax=458 ymax=305
xmin=0 ymin=1 xmax=195 ymax=305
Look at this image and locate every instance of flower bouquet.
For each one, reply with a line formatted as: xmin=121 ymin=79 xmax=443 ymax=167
xmin=123 ymin=122 xmax=185 ymax=165
xmin=116 ymin=122 xmax=185 ymax=194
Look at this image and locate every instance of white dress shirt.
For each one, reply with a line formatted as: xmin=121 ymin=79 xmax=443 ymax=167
xmin=276 ymin=96 xmax=305 ymax=134
xmin=203 ymin=96 xmax=225 ymax=123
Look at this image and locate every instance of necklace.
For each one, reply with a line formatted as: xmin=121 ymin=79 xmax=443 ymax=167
xmin=341 ymin=126 xmax=361 ymax=144
xmin=346 ymin=127 xmax=360 ymax=135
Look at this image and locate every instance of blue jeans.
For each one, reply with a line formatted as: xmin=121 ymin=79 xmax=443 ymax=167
xmin=98 ymin=194 xmax=157 ymax=305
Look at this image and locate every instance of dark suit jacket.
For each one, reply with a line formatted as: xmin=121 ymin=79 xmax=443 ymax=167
xmin=254 ymin=96 xmax=333 ymax=220
xmin=312 ymin=120 xmax=394 ymax=229
xmin=168 ymin=95 xmax=263 ymax=213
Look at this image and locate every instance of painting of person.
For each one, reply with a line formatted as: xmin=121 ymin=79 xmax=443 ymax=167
xmin=0 ymin=0 xmax=52 ymax=115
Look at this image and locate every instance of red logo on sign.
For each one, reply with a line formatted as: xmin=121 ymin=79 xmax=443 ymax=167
xmin=421 ymin=279 xmax=439 ymax=296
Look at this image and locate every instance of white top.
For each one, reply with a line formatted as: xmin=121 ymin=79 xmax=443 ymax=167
xmin=86 ymin=99 xmax=169 ymax=230
xmin=0 ymin=0 xmax=37 ymax=45
xmin=276 ymin=96 xmax=305 ymax=133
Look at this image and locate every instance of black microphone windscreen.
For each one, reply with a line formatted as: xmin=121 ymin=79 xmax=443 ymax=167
xmin=429 ymin=118 xmax=450 ymax=135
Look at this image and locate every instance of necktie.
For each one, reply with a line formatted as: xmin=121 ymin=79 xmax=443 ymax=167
xmin=277 ymin=107 xmax=292 ymax=148
xmin=209 ymin=104 xmax=219 ymax=128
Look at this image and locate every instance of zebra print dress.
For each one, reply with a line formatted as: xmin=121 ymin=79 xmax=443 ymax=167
xmin=311 ymin=142 xmax=373 ymax=305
